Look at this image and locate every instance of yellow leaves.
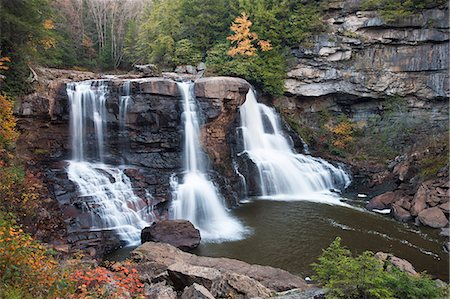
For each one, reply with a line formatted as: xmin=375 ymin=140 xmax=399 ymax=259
xmin=43 ymin=19 xmax=55 ymax=30
xmin=258 ymin=40 xmax=272 ymax=52
xmin=0 ymin=56 xmax=11 ymax=71
xmin=227 ymin=12 xmax=272 ymax=57
xmin=329 ymin=119 xmax=354 ymax=149
xmin=0 ymin=95 xmax=19 ymax=149
xmin=41 ymin=37 xmax=56 ymax=49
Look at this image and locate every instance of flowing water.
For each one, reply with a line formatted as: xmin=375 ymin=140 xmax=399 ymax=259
xmin=238 ymin=90 xmax=351 ymax=203
xmin=171 ymin=82 xmax=246 ymax=241
xmin=66 ymin=80 xmax=151 ymax=245
xmin=193 ymin=89 xmax=448 ymax=280
xmin=194 ymin=200 xmax=449 ymax=281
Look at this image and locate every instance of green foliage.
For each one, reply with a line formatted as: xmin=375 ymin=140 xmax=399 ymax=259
xmin=362 ymin=0 xmax=447 ymax=22
xmin=173 ymin=39 xmax=203 ymax=66
xmin=313 ymin=237 xmax=448 ymax=299
xmin=234 ymin=0 xmax=325 ymax=48
xmin=418 ymin=144 xmax=449 ymax=178
xmin=206 ymin=42 xmax=286 ymax=95
xmin=179 ymin=0 xmax=233 ymax=55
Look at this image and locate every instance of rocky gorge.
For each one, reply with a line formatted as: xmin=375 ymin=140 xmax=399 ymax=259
xmin=7 ymin=1 xmax=449 ymax=296
xmin=275 ymin=1 xmax=449 ymax=233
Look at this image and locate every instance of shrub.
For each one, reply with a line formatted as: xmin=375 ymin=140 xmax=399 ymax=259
xmin=69 ymin=261 xmax=144 ymax=299
xmin=0 ymin=212 xmax=71 ymax=298
xmin=362 ymin=0 xmax=447 ymax=22
xmin=312 ymin=237 xmax=448 ymax=299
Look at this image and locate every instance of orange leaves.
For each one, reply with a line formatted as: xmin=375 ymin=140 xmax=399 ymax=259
xmin=258 ymin=40 xmax=272 ymax=51
xmin=0 ymin=56 xmax=11 ymax=71
xmin=330 ymin=119 xmax=354 ymax=149
xmin=0 ymin=95 xmax=19 ymax=152
xmin=0 ymin=218 xmax=60 ymax=295
xmin=69 ymin=261 xmax=144 ymax=298
xmin=227 ymin=12 xmax=272 ymax=57
xmin=43 ymin=19 xmax=55 ymax=30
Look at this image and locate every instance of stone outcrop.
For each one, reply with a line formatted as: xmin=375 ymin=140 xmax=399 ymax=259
xmin=366 ymin=191 xmax=403 ymax=210
xmin=14 ymin=69 xmax=252 ymax=257
xmin=375 ymin=252 xmax=418 ymax=276
xmin=365 ymin=153 xmax=449 ymax=228
xmin=141 ymin=220 xmax=201 ymax=251
xmin=274 ymin=1 xmax=449 ymax=230
xmin=132 ymin=241 xmax=309 ymax=298
xmin=196 ymin=77 xmax=250 ymax=174
xmin=417 ymin=207 xmax=449 ymax=229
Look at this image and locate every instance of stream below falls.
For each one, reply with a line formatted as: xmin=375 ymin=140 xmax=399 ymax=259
xmin=192 ymin=199 xmax=449 ymax=281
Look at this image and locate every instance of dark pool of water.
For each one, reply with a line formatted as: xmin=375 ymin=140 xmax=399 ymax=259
xmin=192 ymin=199 xmax=449 ymax=281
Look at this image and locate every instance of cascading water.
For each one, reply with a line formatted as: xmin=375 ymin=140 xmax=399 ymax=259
xmin=238 ymin=89 xmax=351 ymax=204
xmin=172 ymin=82 xmax=246 ymax=241
xmin=66 ymin=80 xmax=151 ymax=245
xmin=119 ymin=81 xmax=131 ymax=159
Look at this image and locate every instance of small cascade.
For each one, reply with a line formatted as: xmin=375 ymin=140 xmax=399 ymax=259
xmin=172 ymin=82 xmax=245 ymax=241
xmin=66 ymin=80 xmax=151 ymax=245
xmin=119 ymin=81 xmax=131 ymax=159
xmin=119 ymin=81 xmax=131 ymax=133
xmin=239 ymin=89 xmax=351 ymax=203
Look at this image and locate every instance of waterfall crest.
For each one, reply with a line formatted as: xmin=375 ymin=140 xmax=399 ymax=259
xmin=239 ymin=89 xmax=351 ymax=204
xmin=172 ymin=82 xmax=246 ymax=241
xmin=67 ymin=80 xmax=151 ymax=245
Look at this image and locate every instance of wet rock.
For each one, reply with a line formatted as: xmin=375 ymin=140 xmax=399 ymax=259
xmin=141 ymin=220 xmax=201 ymax=251
xmin=210 ymin=272 xmax=273 ymax=299
xmin=132 ymin=242 xmax=308 ymax=292
xmin=180 ymin=283 xmax=215 ymax=299
xmin=391 ymin=204 xmax=412 ymax=222
xmin=417 ymin=207 xmax=449 ymax=228
xmin=375 ymin=252 xmax=418 ymax=276
xmin=366 ymin=191 xmax=402 ymax=210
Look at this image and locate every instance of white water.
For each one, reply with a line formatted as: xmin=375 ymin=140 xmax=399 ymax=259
xmin=239 ymin=90 xmax=351 ymax=204
xmin=67 ymin=80 xmax=151 ymax=245
xmin=172 ymin=82 xmax=246 ymax=241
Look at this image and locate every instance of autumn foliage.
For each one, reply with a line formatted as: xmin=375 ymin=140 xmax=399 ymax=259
xmin=227 ymin=12 xmax=272 ymax=57
xmin=331 ymin=119 xmax=354 ymax=149
xmin=0 ymin=215 xmax=64 ymax=298
xmin=69 ymin=261 xmax=144 ymax=299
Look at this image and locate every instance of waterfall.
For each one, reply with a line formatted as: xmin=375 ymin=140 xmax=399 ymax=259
xmin=66 ymin=80 xmax=151 ymax=245
xmin=239 ymin=89 xmax=351 ymax=204
xmin=119 ymin=81 xmax=131 ymax=159
xmin=172 ymin=82 xmax=246 ymax=241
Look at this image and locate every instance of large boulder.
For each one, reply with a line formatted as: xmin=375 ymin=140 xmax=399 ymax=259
xmin=195 ymin=77 xmax=250 ymax=100
xmin=366 ymin=191 xmax=403 ymax=210
xmin=417 ymin=207 xmax=449 ymax=228
xmin=138 ymin=78 xmax=178 ymax=96
xmin=141 ymin=220 xmax=201 ymax=251
xmin=180 ymin=283 xmax=215 ymax=299
xmin=391 ymin=204 xmax=412 ymax=222
xmin=410 ymin=184 xmax=429 ymax=216
xmin=131 ymin=241 xmax=308 ymax=292
xmin=375 ymin=252 xmax=418 ymax=276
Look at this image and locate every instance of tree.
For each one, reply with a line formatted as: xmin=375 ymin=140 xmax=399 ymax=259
xmin=227 ymin=12 xmax=271 ymax=57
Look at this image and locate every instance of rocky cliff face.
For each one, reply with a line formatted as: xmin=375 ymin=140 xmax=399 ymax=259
xmin=275 ymin=1 xmax=449 ymax=229
xmin=15 ymin=69 xmax=249 ymax=255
